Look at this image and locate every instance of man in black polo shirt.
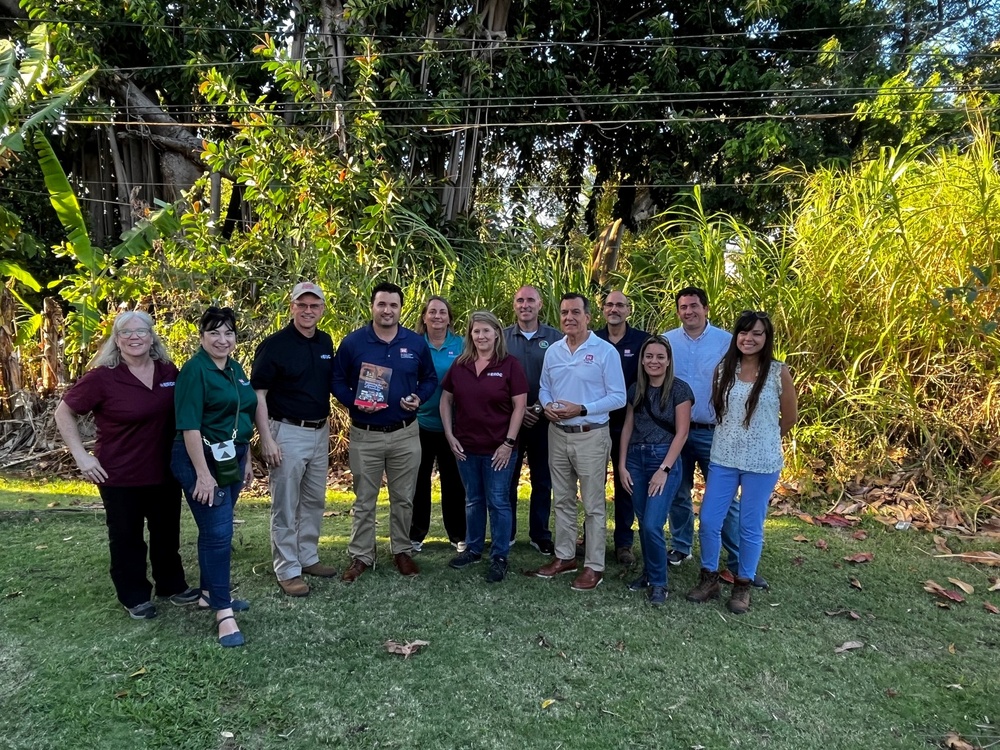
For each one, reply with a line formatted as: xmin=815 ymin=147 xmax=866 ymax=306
xmin=252 ymin=281 xmax=336 ymax=597
xmin=595 ymin=290 xmax=649 ymax=567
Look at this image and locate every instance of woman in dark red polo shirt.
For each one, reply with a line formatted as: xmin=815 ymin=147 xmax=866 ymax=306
xmin=55 ymin=311 xmax=198 ymax=620
xmin=440 ymin=311 xmax=528 ymax=583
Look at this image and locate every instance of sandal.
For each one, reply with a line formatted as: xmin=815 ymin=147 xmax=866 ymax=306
xmin=217 ymin=615 xmax=244 ymax=648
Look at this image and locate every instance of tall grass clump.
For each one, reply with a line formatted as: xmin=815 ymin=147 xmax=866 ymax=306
xmin=614 ymin=126 xmax=999 ymax=498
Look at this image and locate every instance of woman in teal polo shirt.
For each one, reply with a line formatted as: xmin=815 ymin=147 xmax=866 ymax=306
xmin=171 ymin=307 xmax=260 ymax=647
xmin=409 ymin=296 xmax=466 ymax=552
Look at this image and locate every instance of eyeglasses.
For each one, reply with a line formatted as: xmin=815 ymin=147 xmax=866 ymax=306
xmin=738 ymin=310 xmax=770 ymax=320
xmin=293 ymin=302 xmax=325 ymax=312
xmin=603 ymin=302 xmax=628 ymax=309
xmin=117 ymin=328 xmax=151 ymax=338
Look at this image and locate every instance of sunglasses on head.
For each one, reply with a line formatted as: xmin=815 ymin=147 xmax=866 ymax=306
xmin=739 ymin=310 xmax=770 ymax=320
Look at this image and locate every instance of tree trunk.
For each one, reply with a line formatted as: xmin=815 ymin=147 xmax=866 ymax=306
xmin=40 ymin=297 xmax=65 ymax=394
xmin=0 ymin=285 xmax=23 ymax=418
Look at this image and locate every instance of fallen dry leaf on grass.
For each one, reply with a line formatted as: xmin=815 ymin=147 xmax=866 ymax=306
xmin=989 ymin=577 xmax=1000 ymax=592
xmin=934 ymin=551 xmax=1000 ymax=567
xmin=383 ymin=640 xmax=429 ymax=659
xmin=540 ymin=699 xmax=556 ymax=709
xmin=791 ymin=556 xmax=804 ymax=566
xmin=984 ymin=602 xmax=999 ymax=615
xmin=813 ymin=513 xmax=858 ymax=528
xmin=849 ymin=577 xmax=863 ymax=590
xmin=844 ymin=552 xmax=875 ymax=564
xmin=852 ymin=530 xmax=868 ymax=541
xmin=825 ymin=610 xmax=861 ymax=620
xmin=933 ymin=535 xmax=953 ymax=554
xmin=885 ymin=688 xmax=899 ymax=698
xmin=815 ymin=539 xmax=828 ymax=550
xmin=834 ymin=640 xmax=864 ymax=654
xmin=923 ymin=580 xmax=966 ymax=603
xmin=792 ymin=535 xmax=809 ymax=542
xmin=942 ymin=732 xmax=976 ymax=750
xmin=948 ymin=643 xmax=956 ymax=654
xmin=321 ymin=510 xmax=341 ymax=517
xmin=129 ymin=667 xmax=147 ymax=678
xmin=946 ymin=577 xmax=974 ymax=595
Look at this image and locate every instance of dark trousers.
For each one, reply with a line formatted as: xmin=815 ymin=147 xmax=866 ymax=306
xmin=99 ymin=481 xmax=189 ymax=608
xmin=609 ymin=428 xmax=635 ymax=549
xmin=410 ymin=427 xmax=466 ymax=544
xmin=508 ymin=418 xmax=553 ymax=543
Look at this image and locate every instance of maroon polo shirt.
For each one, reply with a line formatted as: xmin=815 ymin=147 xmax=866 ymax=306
xmin=61 ymin=359 xmax=180 ymax=486
xmin=441 ymin=354 xmax=528 ymax=454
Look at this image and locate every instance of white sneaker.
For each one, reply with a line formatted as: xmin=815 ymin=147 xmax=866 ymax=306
xmin=411 ymin=540 xmax=423 ymax=554
xmin=452 ymin=541 xmax=467 ymax=553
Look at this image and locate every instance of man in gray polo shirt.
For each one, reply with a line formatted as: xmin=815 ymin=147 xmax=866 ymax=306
xmin=504 ymin=285 xmax=563 ymax=555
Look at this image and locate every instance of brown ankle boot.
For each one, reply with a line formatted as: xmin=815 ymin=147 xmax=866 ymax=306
xmin=727 ymin=577 xmax=752 ymax=614
xmin=685 ymin=568 xmax=721 ymax=603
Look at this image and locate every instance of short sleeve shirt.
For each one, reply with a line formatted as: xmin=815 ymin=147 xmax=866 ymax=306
xmin=175 ymin=347 xmax=258 ymax=444
xmin=417 ymin=331 xmax=463 ymax=432
xmin=61 ymin=359 xmax=179 ymax=486
xmin=441 ymin=355 xmax=528 ymax=454
xmin=250 ymin=324 xmax=335 ymax=421
xmin=626 ymin=378 xmax=694 ymax=447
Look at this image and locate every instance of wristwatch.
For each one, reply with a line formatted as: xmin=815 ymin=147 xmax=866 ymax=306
xmin=579 ymin=405 xmax=588 ymax=417
xmin=659 ymin=464 xmax=671 ymax=473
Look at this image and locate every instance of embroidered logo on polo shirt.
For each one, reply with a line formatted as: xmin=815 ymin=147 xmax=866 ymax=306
xmin=539 ymin=341 xmax=549 ymax=349
xmin=399 ymin=347 xmax=414 ymax=359
xmin=624 ymin=349 xmax=634 ymax=356
xmin=320 ymin=354 xmax=332 ymax=360
xmin=160 ymin=381 xmax=176 ymax=387
xmin=238 ymin=378 xmax=251 ymax=386
xmin=585 ymin=354 xmax=595 ymax=363
xmin=486 ymin=372 xmax=504 ymax=378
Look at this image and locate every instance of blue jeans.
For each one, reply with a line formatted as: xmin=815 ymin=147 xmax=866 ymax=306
xmin=626 ymin=444 xmax=683 ymax=588
xmin=459 ymin=453 xmax=517 ymax=560
xmin=668 ymin=426 xmax=740 ymax=568
xmin=508 ymin=419 xmax=552 ymax=544
xmin=698 ymin=463 xmax=780 ymax=580
xmin=170 ymin=440 xmax=248 ymax=610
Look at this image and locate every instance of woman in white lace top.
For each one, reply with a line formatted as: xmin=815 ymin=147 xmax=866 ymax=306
xmin=685 ymin=311 xmax=797 ymax=615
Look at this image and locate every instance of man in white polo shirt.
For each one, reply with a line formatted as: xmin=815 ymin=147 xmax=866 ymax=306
xmin=532 ymin=293 xmax=626 ymax=591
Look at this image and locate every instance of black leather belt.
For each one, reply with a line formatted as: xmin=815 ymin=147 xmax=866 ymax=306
xmin=352 ymin=418 xmax=415 ymax=433
xmin=555 ymin=423 xmax=607 ymax=434
xmin=276 ymin=416 xmax=328 ymax=429
xmin=690 ymin=422 xmax=716 ymax=430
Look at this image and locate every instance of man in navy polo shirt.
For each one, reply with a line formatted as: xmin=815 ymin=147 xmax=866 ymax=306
xmin=595 ymin=290 xmax=649 ymax=567
xmin=332 ymin=282 xmax=437 ymax=582
xmin=252 ymin=281 xmax=336 ymax=598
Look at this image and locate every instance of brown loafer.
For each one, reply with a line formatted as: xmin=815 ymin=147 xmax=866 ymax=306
xmin=341 ymin=558 xmax=369 ymax=583
xmin=533 ymin=557 xmax=578 ymax=578
xmin=394 ymin=553 xmax=420 ymax=577
xmin=302 ymin=562 xmax=338 ymax=578
xmin=571 ymin=567 xmax=603 ymax=590
xmin=278 ymin=576 xmax=310 ymax=597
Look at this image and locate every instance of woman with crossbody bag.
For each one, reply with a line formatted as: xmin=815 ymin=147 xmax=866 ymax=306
xmin=618 ymin=335 xmax=693 ymax=606
xmin=171 ymin=307 xmax=262 ymax=647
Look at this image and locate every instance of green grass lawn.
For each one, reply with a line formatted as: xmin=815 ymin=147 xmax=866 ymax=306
xmin=0 ymin=476 xmax=997 ymax=750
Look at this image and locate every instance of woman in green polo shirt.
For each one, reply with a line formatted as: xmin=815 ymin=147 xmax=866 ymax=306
xmin=171 ymin=307 xmax=260 ymax=647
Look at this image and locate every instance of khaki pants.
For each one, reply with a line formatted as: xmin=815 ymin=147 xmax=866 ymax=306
xmin=268 ymin=420 xmax=330 ymax=581
xmin=347 ymin=420 xmax=420 ymax=565
xmin=548 ymin=424 xmax=611 ymax=572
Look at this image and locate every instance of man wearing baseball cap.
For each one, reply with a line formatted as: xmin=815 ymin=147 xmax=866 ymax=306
xmin=252 ymin=281 xmax=337 ymax=596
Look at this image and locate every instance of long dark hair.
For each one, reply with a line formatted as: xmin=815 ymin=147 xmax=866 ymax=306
xmin=712 ymin=311 xmax=775 ymax=428
xmin=633 ymin=336 xmax=675 ymax=411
